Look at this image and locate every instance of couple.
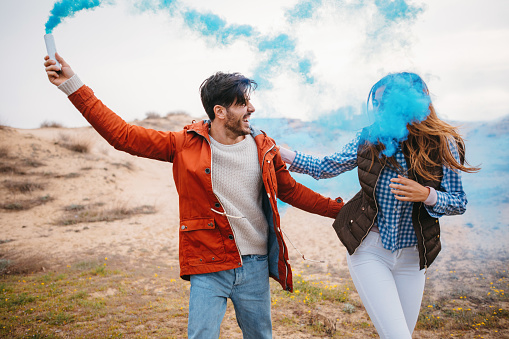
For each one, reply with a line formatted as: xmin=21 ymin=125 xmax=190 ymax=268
xmin=44 ymin=54 xmax=478 ymax=339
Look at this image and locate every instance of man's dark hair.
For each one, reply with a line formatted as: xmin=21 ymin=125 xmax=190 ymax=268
xmin=199 ymin=72 xmax=257 ymax=120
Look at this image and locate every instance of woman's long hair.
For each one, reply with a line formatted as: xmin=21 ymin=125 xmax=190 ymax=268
xmin=364 ymin=73 xmax=480 ymax=182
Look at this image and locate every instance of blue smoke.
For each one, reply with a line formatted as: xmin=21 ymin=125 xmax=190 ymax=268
xmin=182 ymin=10 xmax=254 ymax=44
xmin=44 ymin=0 xmax=424 ymax=90
xmin=253 ymin=34 xmax=315 ymax=88
xmin=45 ymin=0 xmax=105 ymax=34
xmin=375 ymin=0 xmax=424 ymax=21
xmin=285 ymin=0 xmax=323 ymax=22
xmin=363 ymin=73 xmax=431 ymax=156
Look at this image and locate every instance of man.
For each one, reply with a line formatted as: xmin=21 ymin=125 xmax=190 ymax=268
xmin=44 ymin=54 xmax=344 ymax=339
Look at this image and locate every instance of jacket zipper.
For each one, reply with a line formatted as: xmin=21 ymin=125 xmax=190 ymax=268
xmin=352 ymin=162 xmax=385 ymax=255
xmin=262 ymin=144 xmax=290 ymax=290
xmin=417 ymin=202 xmax=428 ymax=274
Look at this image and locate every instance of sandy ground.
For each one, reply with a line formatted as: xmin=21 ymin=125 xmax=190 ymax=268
xmin=1 ymin=115 xmax=507 ymax=338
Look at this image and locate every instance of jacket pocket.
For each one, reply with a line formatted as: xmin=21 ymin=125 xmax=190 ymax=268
xmin=334 ymin=191 xmax=363 ymax=231
xmin=180 ymin=219 xmax=226 ymax=266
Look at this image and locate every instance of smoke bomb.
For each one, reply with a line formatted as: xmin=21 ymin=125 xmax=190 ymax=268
xmin=44 ymin=34 xmax=61 ymax=70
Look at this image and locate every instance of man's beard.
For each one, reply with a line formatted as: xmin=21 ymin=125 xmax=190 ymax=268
xmin=225 ymin=110 xmax=250 ymax=137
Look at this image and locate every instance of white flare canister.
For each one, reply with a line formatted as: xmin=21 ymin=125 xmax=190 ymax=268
xmin=44 ymin=34 xmax=61 ymax=70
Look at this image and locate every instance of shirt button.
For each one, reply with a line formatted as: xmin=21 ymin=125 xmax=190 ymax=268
xmin=181 ymin=225 xmax=187 ymax=230
xmin=228 ymin=235 xmax=234 ymax=240
xmin=208 ymin=222 xmax=213 ymax=227
xmin=205 ymin=168 xmax=211 ymax=174
xmin=214 ymin=202 xmax=220 ymax=208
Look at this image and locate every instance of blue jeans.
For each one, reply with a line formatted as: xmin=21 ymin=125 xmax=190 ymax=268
xmin=188 ymin=254 xmax=272 ymax=339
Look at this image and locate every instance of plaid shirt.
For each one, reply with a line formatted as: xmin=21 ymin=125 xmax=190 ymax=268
xmin=289 ymin=132 xmax=467 ymax=252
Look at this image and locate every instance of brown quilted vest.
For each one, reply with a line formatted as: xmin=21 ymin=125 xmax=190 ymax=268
xmin=332 ymin=140 xmax=443 ymax=270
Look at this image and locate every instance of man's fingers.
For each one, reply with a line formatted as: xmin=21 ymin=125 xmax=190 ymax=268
xmin=55 ymin=52 xmax=68 ymax=67
xmin=45 ymin=63 xmax=60 ymax=73
xmin=44 ymin=59 xmax=56 ymax=68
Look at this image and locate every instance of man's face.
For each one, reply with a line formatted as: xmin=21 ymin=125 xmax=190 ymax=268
xmin=224 ymin=98 xmax=255 ymax=137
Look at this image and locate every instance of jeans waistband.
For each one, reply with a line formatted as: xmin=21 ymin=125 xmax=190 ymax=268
xmin=242 ymin=254 xmax=268 ymax=260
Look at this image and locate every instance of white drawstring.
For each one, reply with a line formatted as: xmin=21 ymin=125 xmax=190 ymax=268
xmin=211 ymin=208 xmax=246 ymax=219
xmin=281 ymin=229 xmax=326 ymax=263
xmin=211 ymin=208 xmax=324 ymax=263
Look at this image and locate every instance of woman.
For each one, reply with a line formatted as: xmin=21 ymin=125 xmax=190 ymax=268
xmin=280 ymin=72 xmax=479 ymax=338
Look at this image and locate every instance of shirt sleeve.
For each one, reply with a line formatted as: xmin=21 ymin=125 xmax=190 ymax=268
xmin=424 ymin=141 xmax=468 ymax=217
xmin=288 ymin=132 xmax=361 ymax=180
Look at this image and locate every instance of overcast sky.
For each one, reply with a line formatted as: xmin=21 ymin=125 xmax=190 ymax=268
xmin=1 ymin=0 xmax=508 ymax=129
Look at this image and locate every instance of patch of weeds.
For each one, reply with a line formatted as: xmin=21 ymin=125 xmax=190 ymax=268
xmin=0 ymin=164 xmax=25 ymax=175
xmin=0 ymin=146 xmax=8 ymax=158
xmin=42 ymin=311 xmax=75 ymax=325
xmin=0 ymin=259 xmax=12 ymax=274
xmin=343 ymin=302 xmax=356 ymax=314
xmin=0 ymin=251 xmax=48 ymax=275
xmin=64 ymin=204 xmax=86 ymax=212
xmin=307 ymin=313 xmax=337 ymax=337
xmin=53 ymin=172 xmax=81 ymax=179
xmin=111 ymin=161 xmax=135 ymax=171
xmin=21 ymin=158 xmax=46 ymax=168
xmin=40 ymin=121 xmax=63 ymax=128
xmin=57 ymin=203 xmax=156 ymax=226
xmin=78 ymin=299 xmax=106 ymax=310
xmin=73 ymin=260 xmax=100 ymax=270
xmin=1 ymin=292 xmax=37 ymax=308
xmin=3 ymin=180 xmax=46 ymax=193
xmin=1 ymin=195 xmax=54 ymax=211
xmin=417 ymin=309 xmax=445 ymax=330
xmin=69 ymin=290 xmax=88 ymax=300
xmin=289 ymin=278 xmax=350 ymax=304
xmin=92 ymin=265 xmax=107 ymax=276
xmin=145 ymin=112 xmax=161 ymax=119
xmin=57 ymin=133 xmax=90 ymax=153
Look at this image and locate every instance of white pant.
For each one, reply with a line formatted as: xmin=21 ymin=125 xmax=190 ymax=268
xmin=347 ymin=232 xmax=425 ymax=339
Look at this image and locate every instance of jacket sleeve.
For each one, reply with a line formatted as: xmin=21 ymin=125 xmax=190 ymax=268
xmin=288 ymin=132 xmax=360 ymax=179
xmin=424 ymin=141 xmax=468 ymax=217
xmin=68 ymin=86 xmax=180 ymax=162
xmin=273 ymin=148 xmax=344 ymax=218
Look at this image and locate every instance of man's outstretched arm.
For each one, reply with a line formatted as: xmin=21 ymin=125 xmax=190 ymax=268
xmin=273 ymin=147 xmax=343 ymax=218
xmin=44 ymin=53 xmax=180 ymax=162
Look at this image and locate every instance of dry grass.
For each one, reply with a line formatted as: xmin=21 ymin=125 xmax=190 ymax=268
xmin=57 ymin=203 xmax=156 ymax=226
xmin=0 ymin=145 xmax=8 ymax=158
xmin=40 ymin=121 xmax=64 ymax=128
xmin=3 ymin=180 xmax=46 ymax=193
xmin=57 ymin=133 xmax=91 ymax=153
xmin=0 ymin=250 xmax=48 ymax=275
xmin=145 ymin=112 xmax=161 ymax=119
xmin=0 ymin=164 xmax=25 ymax=175
xmin=0 ymin=195 xmax=54 ymax=211
xmin=0 ymin=256 xmax=507 ymax=338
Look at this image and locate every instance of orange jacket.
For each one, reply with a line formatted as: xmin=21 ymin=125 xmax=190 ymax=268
xmin=69 ymin=85 xmax=344 ymax=291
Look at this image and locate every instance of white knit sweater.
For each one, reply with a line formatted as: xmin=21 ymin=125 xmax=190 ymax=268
xmin=210 ymin=135 xmax=269 ymax=255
